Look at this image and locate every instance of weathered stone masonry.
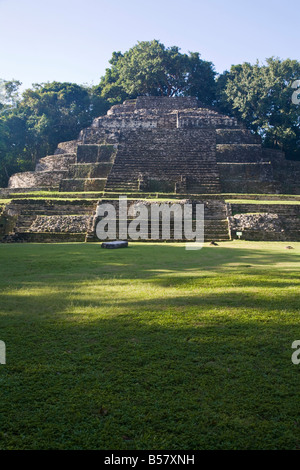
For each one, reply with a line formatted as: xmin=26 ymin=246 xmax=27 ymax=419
xmin=2 ymin=96 xmax=300 ymax=242
xmin=8 ymin=96 xmax=299 ymax=196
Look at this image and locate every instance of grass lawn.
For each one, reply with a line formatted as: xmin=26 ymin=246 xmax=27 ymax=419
xmin=0 ymin=241 xmax=299 ymax=450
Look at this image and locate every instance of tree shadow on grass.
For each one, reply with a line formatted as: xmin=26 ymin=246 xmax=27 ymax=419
xmin=1 ymin=311 xmax=300 ymax=450
xmin=0 ymin=243 xmax=299 ymax=282
xmin=0 ymin=266 xmax=299 ymax=325
xmin=0 ymin=243 xmax=299 ymax=449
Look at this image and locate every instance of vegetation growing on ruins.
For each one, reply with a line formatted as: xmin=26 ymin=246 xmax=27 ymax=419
xmin=0 ymin=242 xmax=299 ymax=450
xmin=0 ymin=81 xmax=109 ymax=187
xmin=1 ymin=42 xmax=300 ymax=188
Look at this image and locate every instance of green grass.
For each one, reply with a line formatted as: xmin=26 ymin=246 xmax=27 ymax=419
xmin=0 ymin=199 xmax=12 ymax=206
xmin=226 ymin=199 xmax=300 ymax=205
xmin=8 ymin=191 xmax=104 ymax=197
xmin=0 ymin=241 xmax=300 ymax=450
xmin=222 ymin=193 xmax=300 ymax=198
xmin=4 ymin=196 xmax=185 ymax=203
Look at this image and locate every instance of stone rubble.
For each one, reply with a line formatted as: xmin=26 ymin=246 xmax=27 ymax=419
xmin=29 ymin=215 xmax=92 ymax=233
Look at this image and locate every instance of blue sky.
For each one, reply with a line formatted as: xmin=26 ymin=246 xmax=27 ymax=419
xmin=0 ymin=0 xmax=298 ymax=90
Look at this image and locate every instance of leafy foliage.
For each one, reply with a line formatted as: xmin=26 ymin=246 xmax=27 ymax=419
xmin=217 ymin=58 xmax=300 ymax=160
xmin=0 ymin=81 xmax=109 ymax=187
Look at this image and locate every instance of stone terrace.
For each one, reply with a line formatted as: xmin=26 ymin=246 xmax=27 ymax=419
xmin=7 ymin=96 xmax=299 ymax=196
xmin=2 ymin=96 xmax=300 ymax=242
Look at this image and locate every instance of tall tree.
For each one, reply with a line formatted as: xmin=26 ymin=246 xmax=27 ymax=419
xmin=0 ymin=81 xmax=109 ymax=186
xmin=217 ymin=58 xmax=300 ymax=160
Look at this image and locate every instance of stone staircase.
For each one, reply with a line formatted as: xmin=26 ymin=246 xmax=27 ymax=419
xmin=105 ymin=128 xmax=221 ymax=194
xmin=58 ymin=144 xmax=117 ymax=192
xmin=203 ymin=199 xmax=230 ymax=241
xmin=88 ymin=197 xmax=231 ymax=242
xmin=3 ymin=97 xmax=300 ymax=243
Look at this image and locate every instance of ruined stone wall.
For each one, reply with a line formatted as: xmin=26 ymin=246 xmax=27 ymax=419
xmin=5 ymin=96 xmax=300 ymax=197
xmin=91 ymin=197 xmax=230 ymax=242
xmin=177 ymin=110 xmax=238 ymax=129
xmin=76 ymin=144 xmax=116 ymax=163
xmin=216 ymin=144 xmax=264 ymax=162
xmin=59 ymin=178 xmax=106 ymax=192
xmin=29 ymin=215 xmax=92 ymax=233
xmin=218 ymin=162 xmax=276 ymax=193
xmin=105 ymin=128 xmax=220 ymax=193
xmin=0 ymin=206 xmax=17 ymax=237
xmin=79 ymin=127 xmax=120 ymax=145
xmin=54 ymin=140 xmax=78 ymax=155
xmin=228 ymin=203 xmax=300 ymax=240
xmin=8 ymin=171 xmax=68 ymax=189
xmin=216 ymin=129 xmax=261 ymax=144
xmin=35 ymin=154 xmax=76 ymax=171
xmin=0 ymin=198 xmax=97 ymax=242
xmin=135 ymin=96 xmax=198 ymax=110
xmin=68 ymin=162 xmax=113 ymax=179
xmin=264 ymin=150 xmax=300 ymax=194
xmin=230 ymin=203 xmax=300 ymax=216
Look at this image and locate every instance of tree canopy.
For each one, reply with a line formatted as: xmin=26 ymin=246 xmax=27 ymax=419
xmin=217 ymin=58 xmax=300 ymax=160
xmin=1 ymin=42 xmax=300 ymax=187
xmin=0 ymin=81 xmax=109 ymax=187
xmin=99 ymin=40 xmax=216 ymax=105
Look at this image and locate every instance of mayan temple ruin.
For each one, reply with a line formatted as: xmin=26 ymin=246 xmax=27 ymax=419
xmin=1 ymin=96 xmax=300 ymax=243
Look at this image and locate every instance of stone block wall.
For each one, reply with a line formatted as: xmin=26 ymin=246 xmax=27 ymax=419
xmin=218 ymin=162 xmax=276 ymax=193
xmin=228 ymin=203 xmax=300 ymax=240
xmin=29 ymin=215 xmax=92 ymax=233
xmin=79 ymin=127 xmax=120 ymax=145
xmin=105 ymin=128 xmax=220 ymax=193
xmin=0 ymin=209 xmax=17 ymax=237
xmin=8 ymin=171 xmax=68 ymax=189
xmin=35 ymin=154 xmax=76 ymax=171
xmin=55 ymin=140 xmax=78 ymax=155
xmin=76 ymin=144 xmax=116 ymax=163
xmin=135 ymin=96 xmax=198 ymax=110
xmin=69 ymin=163 xmax=113 ymax=179
xmin=59 ymin=178 xmax=106 ymax=192
xmin=177 ymin=110 xmax=238 ymax=129
xmin=265 ymin=150 xmax=300 ymax=194
xmin=230 ymin=203 xmax=300 ymax=216
xmin=216 ymin=129 xmax=261 ymax=144
xmin=216 ymin=144 xmax=264 ymax=163
xmin=0 ymin=199 xmax=98 ymax=243
xmin=4 ymin=96 xmax=300 ymax=200
xmin=90 ymin=197 xmax=230 ymax=242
